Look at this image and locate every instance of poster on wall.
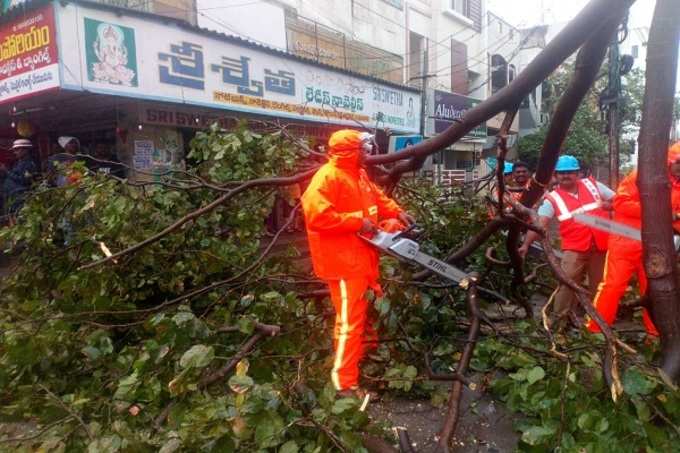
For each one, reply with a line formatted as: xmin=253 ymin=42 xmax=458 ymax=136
xmin=84 ymin=18 xmax=138 ymax=87
xmin=133 ymin=140 xmax=153 ymax=170
xmin=0 ymin=4 xmax=60 ymax=103
xmin=56 ymin=3 xmax=421 ymax=133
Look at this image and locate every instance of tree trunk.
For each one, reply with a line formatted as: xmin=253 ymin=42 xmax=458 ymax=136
xmin=637 ymin=0 xmax=680 ymax=382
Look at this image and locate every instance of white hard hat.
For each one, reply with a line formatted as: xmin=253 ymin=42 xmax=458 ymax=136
xmin=58 ymin=136 xmax=78 ymax=149
xmin=11 ymin=138 xmax=33 ymax=149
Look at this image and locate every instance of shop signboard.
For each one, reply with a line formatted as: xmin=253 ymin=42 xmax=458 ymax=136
xmin=55 ymin=3 xmax=420 ymax=133
xmin=432 ymin=90 xmax=486 ymax=139
xmin=0 ymin=4 xmax=60 ymax=103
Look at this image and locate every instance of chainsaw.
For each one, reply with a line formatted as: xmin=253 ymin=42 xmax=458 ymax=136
xmin=572 ymin=213 xmax=680 ymax=251
xmin=360 ymin=225 xmax=469 ymax=284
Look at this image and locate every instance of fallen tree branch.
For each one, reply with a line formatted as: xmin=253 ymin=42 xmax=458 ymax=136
xmin=199 ymin=326 xmax=281 ymax=388
xmin=79 ymin=169 xmax=317 ymax=270
xmin=436 ymin=273 xmax=481 ymax=452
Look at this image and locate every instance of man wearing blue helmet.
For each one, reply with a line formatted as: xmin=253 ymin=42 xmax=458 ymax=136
xmin=519 ymin=154 xmax=614 ymax=329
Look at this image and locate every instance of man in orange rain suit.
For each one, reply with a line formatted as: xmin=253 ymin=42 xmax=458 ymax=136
xmin=587 ymin=143 xmax=680 ymax=336
xmin=301 ymin=129 xmax=414 ymax=398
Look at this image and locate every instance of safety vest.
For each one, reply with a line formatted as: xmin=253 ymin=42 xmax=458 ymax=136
xmin=545 ymin=177 xmax=609 ymax=252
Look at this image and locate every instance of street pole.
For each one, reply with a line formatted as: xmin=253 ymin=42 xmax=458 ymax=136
xmin=420 ymin=43 xmax=428 ymax=138
xmin=607 ymin=38 xmax=621 ymax=189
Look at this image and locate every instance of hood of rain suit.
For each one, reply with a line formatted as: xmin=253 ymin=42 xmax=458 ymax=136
xmin=327 ymin=129 xmax=367 ymax=171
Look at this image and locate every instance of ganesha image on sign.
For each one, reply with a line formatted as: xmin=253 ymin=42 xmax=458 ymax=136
xmin=91 ymin=23 xmax=136 ymax=86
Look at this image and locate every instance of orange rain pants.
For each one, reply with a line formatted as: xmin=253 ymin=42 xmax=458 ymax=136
xmin=586 ymin=143 xmax=680 ymax=335
xmin=586 ymin=235 xmax=658 ymax=335
xmin=326 ymin=277 xmax=379 ymax=390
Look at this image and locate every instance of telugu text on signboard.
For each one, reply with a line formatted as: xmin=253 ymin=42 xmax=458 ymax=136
xmin=0 ymin=4 xmax=60 ymax=103
xmin=56 ymin=3 xmax=420 ymax=133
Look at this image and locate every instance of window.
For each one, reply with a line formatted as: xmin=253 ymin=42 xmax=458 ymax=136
xmin=450 ymin=39 xmax=468 ymax=94
xmin=491 ymin=54 xmax=508 ymax=93
xmin=450 ymin=0 xmax=469 ymax=17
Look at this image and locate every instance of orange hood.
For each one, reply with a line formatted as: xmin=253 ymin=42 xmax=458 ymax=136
xmin=328 ymin=129 xmax=365 ymax=170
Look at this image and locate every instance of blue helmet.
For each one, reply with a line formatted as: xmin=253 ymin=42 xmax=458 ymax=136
xmin=555 ymin=155 xmax=580 ymax=172
xmin=503 ymin=162 xmax=514 ymax=175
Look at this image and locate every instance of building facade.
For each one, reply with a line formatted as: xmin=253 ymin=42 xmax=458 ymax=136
xmin=0 ymin=0 xmax=535 ymax=186
xmin=0 ymin=0 xmax=420 ymax=181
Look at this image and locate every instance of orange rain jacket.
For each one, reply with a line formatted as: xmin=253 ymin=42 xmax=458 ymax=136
xmin=588 ymin=143 xmax=680 ymax=335
xmin=612 ymin=145 xmax=680 ymax=232
xmin=301 ymin=130 xmax=403 ymax=281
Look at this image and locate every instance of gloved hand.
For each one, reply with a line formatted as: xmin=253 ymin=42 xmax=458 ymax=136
xmin=360 ymin=218 xmax=377 ymax=234
xmin=398 ymin=211 xmax=415 ymax=227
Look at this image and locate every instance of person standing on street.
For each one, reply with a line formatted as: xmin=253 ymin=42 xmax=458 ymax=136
xmin=301 ymin=129 xmax=414 ymax=399
xmin=586 ymin=143 xmax=680 ymax=337
xmin=519 ymin=155 xmax=614 ymax=329
xmin=48 ymin=136 xmax=81 ymax=187
xmin=1 ymin=139 xmax=37 ymax=217
xmin=510 ymin=161 xmax=530 ymax=191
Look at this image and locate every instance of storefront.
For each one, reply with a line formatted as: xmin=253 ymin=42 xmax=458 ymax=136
xmin=425 ymin=89 xmax=487 ymax=184
xmin=0 ymin=0 xmax=421 ymax=179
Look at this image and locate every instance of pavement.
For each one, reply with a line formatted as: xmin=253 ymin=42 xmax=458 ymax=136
xmin=369 ymin=381 xmax=519 ymax=453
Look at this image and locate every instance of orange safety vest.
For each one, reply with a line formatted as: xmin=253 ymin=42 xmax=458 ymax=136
xmin=545 ymin=177 xmax=609 ymax=252
xmin=301 ymin=130 xmax=403 ymax=280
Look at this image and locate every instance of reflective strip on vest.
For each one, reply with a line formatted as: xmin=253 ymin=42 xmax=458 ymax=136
xmin=581 ymin=178 xmax=601 ymax=202
xmin=368 ymin=205 xmax=378 ymax=216
xmin=550 ymin=191 xmax=602 ymax=222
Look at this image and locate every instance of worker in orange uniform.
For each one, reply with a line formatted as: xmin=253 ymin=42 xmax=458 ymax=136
xmin=301 ymin=129 xmax=414 ymax=399
xmin=587 ymin=143 xmax=680 ymax=336
xmin=519 ymin=155 xmax=614 ymax=329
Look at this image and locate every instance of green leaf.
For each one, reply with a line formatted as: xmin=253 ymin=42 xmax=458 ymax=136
xmin=403 ymin=365 xmax=418 ymax=380
xmin=332 ymin=397 xmax=358 ymax=414
xmin=521 ymin=425 xmax=555 ymax=446
xmin=159 ymin=438 xmax=182 ymax=453
xmin=279 ymin=440 xmax=299 ymax=453
xmin=623 ymin=368 xmax=657 ymax=396
xmin=238 ymin=317 xmax=256 ymax=335
xmin=527 ymin=366 xmax=546 ymax=385
xmin=82 ymin=346 xmax=101 ymax=361
xmin=261 ymin=291 xmax=282 ymax=302
xmin=228 ymin=375 xmax=254 ymax=394
xmin=254 ymin=412 xmax=285 ymax=448
xmin=179 ymin=344 xmax=214 ymax=369
xmin=87 ymin=434 xmax=123 ymax=453
xmin=113 ymin=372 xmax=138 ymax=401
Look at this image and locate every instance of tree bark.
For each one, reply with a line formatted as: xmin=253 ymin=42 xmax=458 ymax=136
xmin=637 ymin=0 xmax=680 ymax=382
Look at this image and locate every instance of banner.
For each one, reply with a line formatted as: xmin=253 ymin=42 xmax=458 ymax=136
xmin=432 ymin=90 xmax=486 ymax=139
xmin=0 ymin=4 xmax=60 ymax=103
xmin=56 ymin=3 xmax=420 ymax=133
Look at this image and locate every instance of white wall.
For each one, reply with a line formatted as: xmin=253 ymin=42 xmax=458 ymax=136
xmin=196 ymin=0 xmax=287 ymax=49
xmin=194 ymin=0 xmax=494 ymax=104
xmin=430 ymin=0 xmax=487 ymax=97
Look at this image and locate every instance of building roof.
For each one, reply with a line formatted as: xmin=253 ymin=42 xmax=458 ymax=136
xmin=1 ymin=0 xmax=419 ymax=93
